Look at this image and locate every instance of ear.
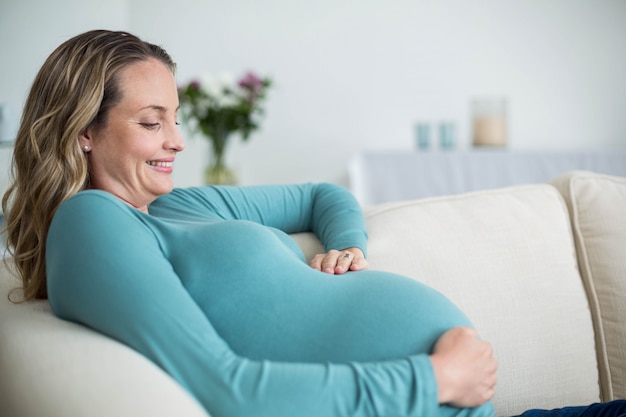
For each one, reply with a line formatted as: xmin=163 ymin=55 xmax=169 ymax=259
xmin=79 ymin=128 xmax=93 ymax=149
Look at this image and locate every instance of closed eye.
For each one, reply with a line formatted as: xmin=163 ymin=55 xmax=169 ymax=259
xmin=140 ymin=122 xmax=160 ymax=130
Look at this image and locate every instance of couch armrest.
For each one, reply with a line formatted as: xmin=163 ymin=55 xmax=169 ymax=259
xmin=0 ymin=265 xmax=211 ymax=417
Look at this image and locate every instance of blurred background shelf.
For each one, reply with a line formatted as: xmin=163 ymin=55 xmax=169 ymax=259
xmin=349 ymin=149 xmax=626 ymax=205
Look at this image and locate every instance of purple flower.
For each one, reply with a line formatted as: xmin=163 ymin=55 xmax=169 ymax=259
xmin=238 ymin=72 xmax=264 ymax=92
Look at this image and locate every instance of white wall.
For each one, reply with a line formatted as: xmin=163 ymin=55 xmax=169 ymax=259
xmin=1 ymin=0 xmax=626 ymax=188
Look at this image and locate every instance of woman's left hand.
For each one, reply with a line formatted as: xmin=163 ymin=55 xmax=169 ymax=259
xmin=309 ymin=248 xmax=369 ymax=275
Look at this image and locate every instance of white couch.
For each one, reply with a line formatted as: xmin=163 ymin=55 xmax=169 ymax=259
xmin=1 ymin=170 xmax=625 ymax=417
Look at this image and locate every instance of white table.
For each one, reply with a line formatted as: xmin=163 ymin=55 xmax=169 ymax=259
xmin=349 ymin=149 xmax=626 ymax=205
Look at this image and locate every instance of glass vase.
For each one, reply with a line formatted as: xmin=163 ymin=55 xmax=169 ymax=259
xmin=204 ymin=159 xmax=237 ymax=185
xmin=204 ymin=135 xmax=237 ymax=185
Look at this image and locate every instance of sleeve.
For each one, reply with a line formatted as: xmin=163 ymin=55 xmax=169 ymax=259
xmin=149 ymin=182 xmax=368 ymax=256
xmin=46 ymin=193 xmax=440 ymax=417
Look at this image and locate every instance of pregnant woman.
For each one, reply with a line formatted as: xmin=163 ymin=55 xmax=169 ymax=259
xmin=4 ymin=29 xmax=623 ymax=417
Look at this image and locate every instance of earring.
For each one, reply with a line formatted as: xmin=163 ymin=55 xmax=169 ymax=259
xmin=82 ymin=145 xmax=90 ymax=152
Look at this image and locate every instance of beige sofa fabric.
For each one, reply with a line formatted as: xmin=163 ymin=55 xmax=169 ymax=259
xmin=0 ymin=271 xmax=210 ymax=417
xmin=362 ymin=185 xmax=600 ymax=417
xmin=551 ymin=171 xmax=626 ymax=401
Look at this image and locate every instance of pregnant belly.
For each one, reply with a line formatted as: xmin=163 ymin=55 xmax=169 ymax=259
xmin=193 ymin=264 xmax=472 ymax=363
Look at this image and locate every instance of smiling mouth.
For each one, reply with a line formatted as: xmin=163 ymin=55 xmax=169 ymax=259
xmin=147 ymin=161 xmax=173 ymax=167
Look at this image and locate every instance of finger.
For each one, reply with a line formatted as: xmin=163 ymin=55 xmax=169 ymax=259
xmin=458 ymin=327 xmax=479 ymax=340
xmin=487 ymin=356 xmax=498 ymax=375
xmin=349 ymin=255 xmax=369 ymax=271
xmin=308 ymin=254 xmax=325 ymax=271
xmin=334 ymin=252 xmax=353 ymax=274
xmin=320 ymin=250 xmax=341 ymax=274
xmin=486 ymin=387 xmax=496 ymax=401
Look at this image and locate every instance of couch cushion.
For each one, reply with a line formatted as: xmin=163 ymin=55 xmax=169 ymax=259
xmin=362 ymin=185 xmax=600 ymax=417
xmin=0 ymin=262 xmax=211 ymax=417
xmin=550 ymin=171 xmax=626 ymax=402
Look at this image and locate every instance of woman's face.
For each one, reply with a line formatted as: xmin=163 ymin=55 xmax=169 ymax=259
xmin=81 ymin=58 xmax=185 ymax=212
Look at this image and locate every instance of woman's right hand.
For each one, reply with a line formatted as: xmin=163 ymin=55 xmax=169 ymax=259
xmin=429 ymin=326 xmax=498 ymax=408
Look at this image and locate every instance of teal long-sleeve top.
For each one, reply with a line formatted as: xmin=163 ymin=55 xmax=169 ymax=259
xmin=46 ymin=183 xmax=494 ymax=417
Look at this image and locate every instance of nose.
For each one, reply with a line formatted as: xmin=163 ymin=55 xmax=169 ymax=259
xmin=166 ymin=123 xmax=186 ymax=152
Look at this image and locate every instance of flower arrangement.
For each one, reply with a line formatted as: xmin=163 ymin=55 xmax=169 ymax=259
xmin=178 ymin=71 xmax=271 ymax=184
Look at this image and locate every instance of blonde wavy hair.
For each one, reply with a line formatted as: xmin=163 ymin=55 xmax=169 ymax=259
xmin=1 ymin=30 xmax=176 ymax=300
